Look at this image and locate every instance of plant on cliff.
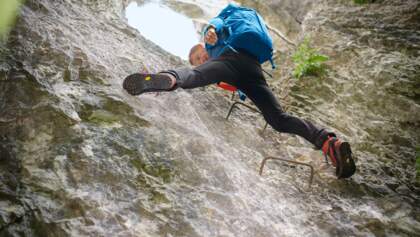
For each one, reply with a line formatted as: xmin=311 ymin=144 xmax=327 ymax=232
xmin=0 ymin=0 xmax=22 ymax=39
xmin=292 ymin=37 xmax=329 ymax=79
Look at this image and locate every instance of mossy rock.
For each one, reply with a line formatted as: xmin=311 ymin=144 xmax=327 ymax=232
xmin=79 ymin=96 xmax=151 ymax=127
xmin=87 ymin=110 xmax=120 ymax=125
xmin=131 ymin=158 xmax=174 ymax=183
xmin=416 ymin=147 xmax=420 ymax=183
xmin=354 ymin=0 xmax=376 ymax=4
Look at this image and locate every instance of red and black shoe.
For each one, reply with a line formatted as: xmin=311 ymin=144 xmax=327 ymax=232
xmin=123 ymin=73 xmax=173 ymax=95
xmin=321 ymin=136 xmax=356 ymax=178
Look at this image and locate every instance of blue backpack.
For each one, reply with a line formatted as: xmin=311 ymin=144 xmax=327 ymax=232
xmin=206 ymin=3 xmax=275 ymax=69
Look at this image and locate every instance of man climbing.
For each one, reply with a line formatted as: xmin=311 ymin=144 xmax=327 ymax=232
xmin=123 ymin=3 xmax=356 ymax=178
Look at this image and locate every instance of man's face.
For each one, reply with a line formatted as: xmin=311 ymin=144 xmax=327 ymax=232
xmin=190 ymin=46 xmax=209 ymax=66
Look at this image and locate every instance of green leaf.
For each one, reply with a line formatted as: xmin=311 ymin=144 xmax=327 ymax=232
xmin=292 ymin=37 xmax=329 ymax=79
xmin=0 ymin=0 xmax=22 ymax=38
xmin=310 ymin=54 xmax=329 ymax=63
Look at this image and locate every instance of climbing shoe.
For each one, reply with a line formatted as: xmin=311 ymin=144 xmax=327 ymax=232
xmin=321 ymin=136 xmax=356 ymax=178
xmin=123 ymin=73 xmax=173 ymax=95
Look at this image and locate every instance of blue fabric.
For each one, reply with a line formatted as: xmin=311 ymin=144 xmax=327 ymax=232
xmin=208 ymin=17 xmax=224 ymax=32
xmin=237 ymin=90 xmax=247 ymax=101
xmin=204 ymin=3 xmax=275 ymax=68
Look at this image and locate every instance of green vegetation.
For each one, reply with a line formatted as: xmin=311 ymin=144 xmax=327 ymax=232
xmin=0 ymin=0 xmax=22 ymax=38
xmin=292 ymin=37 xmax=329 ymax=79
xmin=78 ymin=96 xmax=151 ymax=127
xmin=353 ymin=0 xmax=375 ymax=4
xmin=87 ymin=110 xmax=120 ymax=125
xmin=131 ymin=158 xmax=173 ymax=183
xmin=416 ymin=147 xmax=420 ymax=181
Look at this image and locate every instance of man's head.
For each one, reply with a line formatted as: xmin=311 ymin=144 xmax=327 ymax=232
xmin=189 ymin=43 xmax=209 ymax=66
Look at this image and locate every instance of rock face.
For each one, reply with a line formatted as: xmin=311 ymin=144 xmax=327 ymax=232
xmin=0 ymin=0 xmax=419 ymax=236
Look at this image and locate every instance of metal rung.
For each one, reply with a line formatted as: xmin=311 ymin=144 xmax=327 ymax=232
xmin=226 ymin=101 xmax=268 ymax=133
xmin=259 ymin=156 xmax=315 ymax=187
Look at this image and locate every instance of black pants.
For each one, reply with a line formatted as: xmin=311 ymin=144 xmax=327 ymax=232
xmin=168 ymin=51 xmax=330 ymax=149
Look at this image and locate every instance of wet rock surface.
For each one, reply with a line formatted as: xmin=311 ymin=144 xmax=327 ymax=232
xmin=0 ymin=0 xmax=419 ymax=236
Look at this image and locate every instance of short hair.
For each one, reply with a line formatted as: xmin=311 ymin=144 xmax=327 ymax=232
xmin=188 ymin=43 xmax=204 ymax=65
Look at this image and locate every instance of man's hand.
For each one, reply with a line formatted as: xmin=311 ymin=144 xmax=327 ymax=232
xmin=205 ymin=27 xmax=218 ymax=46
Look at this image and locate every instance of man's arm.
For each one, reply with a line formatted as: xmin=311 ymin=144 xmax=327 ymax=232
xmin=203 ymin=17 xmax=224 ymax=46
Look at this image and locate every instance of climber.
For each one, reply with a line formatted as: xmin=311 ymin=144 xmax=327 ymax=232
xmin=123 ymin=3 xmax=356 ymax=178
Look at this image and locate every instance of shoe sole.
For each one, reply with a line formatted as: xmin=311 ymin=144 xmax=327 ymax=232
xmin=123 ymin=73 xmax=172 ymax=95
xmin=337 ymin=142 xmax=356 ymax=178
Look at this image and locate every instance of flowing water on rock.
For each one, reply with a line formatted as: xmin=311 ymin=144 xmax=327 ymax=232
xmin=0 ymin=0 xmax=419 ymax=236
